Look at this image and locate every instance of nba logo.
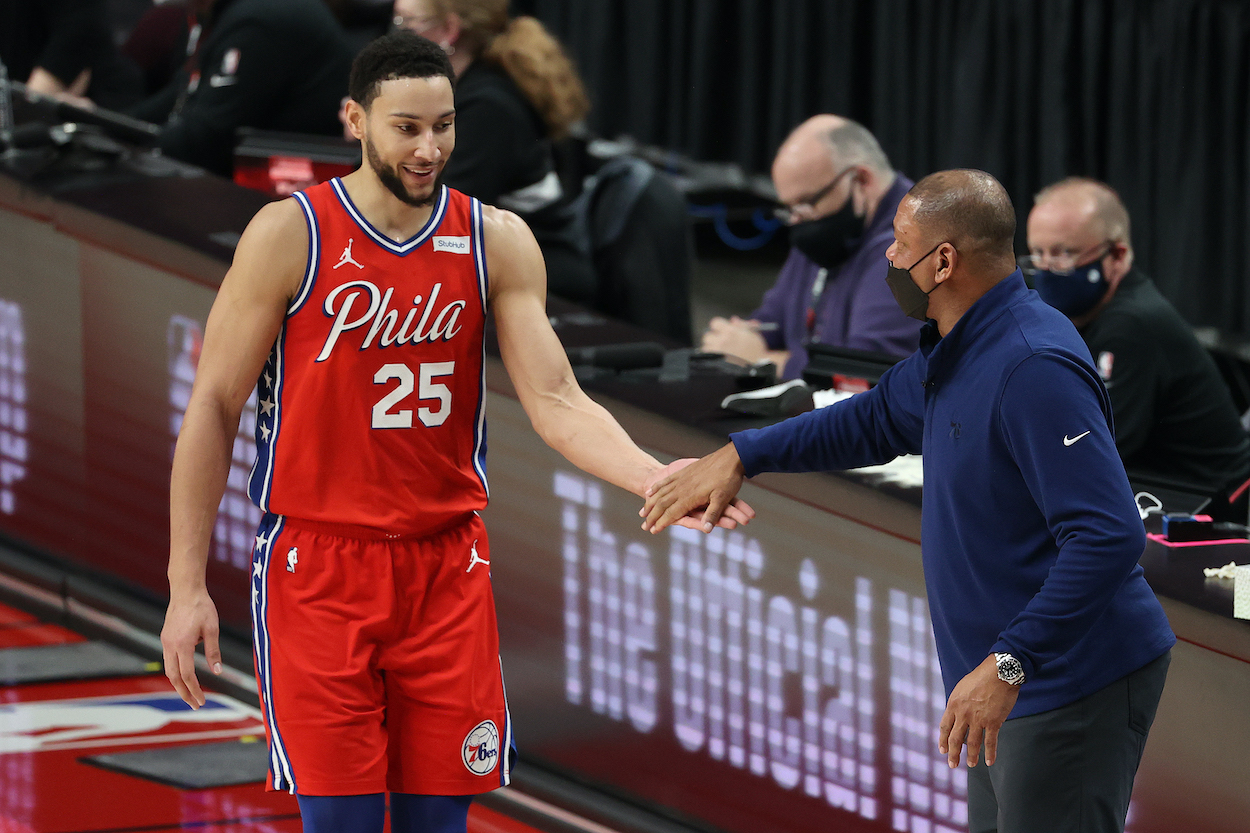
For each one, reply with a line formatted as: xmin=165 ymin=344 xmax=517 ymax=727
xmin=0 ymin=692 xmax=264 ymax=753
xmin=461 ymin=720 xmax=499 ymax=775
xmin=1097 ymin=350 xmax=1115 ymax=381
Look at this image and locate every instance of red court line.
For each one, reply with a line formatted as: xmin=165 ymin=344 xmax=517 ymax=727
xmin=0 ymin=603 xmax=38 ymax=627
xmin=0 ymin=602 xmax=84 ymax=649
xmin=0 ymin=623 xmax=86 ymax=649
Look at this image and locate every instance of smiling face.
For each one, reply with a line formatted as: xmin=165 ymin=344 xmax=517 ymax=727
xmin=351 ymin=75 xmax=456 ymax=207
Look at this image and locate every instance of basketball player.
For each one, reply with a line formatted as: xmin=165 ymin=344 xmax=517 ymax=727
xmin=160 ymin=31 xmax=751 ymax=833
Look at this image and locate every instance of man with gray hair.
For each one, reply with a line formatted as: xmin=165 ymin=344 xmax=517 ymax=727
xmin=702 ymin=114 xmax=918 ymax=378
xmin=645 ymin=169 xmax=1175 ymax=833
xmin=1026 ymin=177 xmax=1250 ymax=495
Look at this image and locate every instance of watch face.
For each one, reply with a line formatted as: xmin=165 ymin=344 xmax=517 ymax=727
xmin=996 ymin=653 xmax=1025 ymax=685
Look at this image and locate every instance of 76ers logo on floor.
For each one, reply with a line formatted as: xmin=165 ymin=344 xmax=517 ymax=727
xmin=462 ymin=720 xmax=499 ymax=775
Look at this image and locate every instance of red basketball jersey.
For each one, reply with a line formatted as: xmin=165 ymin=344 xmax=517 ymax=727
xmin=247 ymin=179 xmax=489 ymax=534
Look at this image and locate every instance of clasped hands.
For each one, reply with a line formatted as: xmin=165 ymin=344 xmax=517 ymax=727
xmin=642 ymin=443 xmax=749 ymax=533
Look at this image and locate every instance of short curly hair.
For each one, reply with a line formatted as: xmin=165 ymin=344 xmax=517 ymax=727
xmin=349 ymin=30 xmax=455 ymax=110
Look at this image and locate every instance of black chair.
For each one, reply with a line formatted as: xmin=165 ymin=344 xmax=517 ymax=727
xmin=571 ymin=155 xmax=694 ymax=345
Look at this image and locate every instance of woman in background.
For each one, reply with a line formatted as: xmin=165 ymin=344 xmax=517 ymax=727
xmin=393 ymin=0 xmax=598 ymax=303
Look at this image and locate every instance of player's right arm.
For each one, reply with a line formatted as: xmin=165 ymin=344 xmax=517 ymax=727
xmin=162 ymin=198 xmax=307 ymax=708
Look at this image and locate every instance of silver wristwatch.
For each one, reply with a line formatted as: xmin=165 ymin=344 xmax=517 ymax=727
xmin=994 ymin=652 xmax=1025 ymax=686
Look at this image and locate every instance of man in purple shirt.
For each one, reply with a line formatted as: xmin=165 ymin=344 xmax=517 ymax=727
xmin=702 ymin=115 xmax=919 ymax=379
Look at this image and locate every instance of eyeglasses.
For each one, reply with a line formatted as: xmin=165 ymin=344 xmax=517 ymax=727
xmin=393 ymin=14 xmax=440 ymax=34
xmin=773 ymin=165 xmax=856 ymax=225
xmin=1020 ymin=240 xmax=1115 ymax=276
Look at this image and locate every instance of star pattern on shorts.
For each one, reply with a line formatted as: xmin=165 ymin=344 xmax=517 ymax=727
xmin=251 ymin=526 xmax=268 ymax=611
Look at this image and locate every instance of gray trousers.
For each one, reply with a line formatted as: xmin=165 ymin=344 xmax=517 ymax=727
xmin=967 ymin=650 xmax=1170 ymax=833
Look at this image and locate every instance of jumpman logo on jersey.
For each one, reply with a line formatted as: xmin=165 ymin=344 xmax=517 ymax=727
xmin=466 ymin=540 xmax=490 ymax=573
xmin=333 ymin=238 xmax=364 ymax=270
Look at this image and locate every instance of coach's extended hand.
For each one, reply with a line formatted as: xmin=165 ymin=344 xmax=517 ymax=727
xmin=641 ymin=443 xmax=746 ymax=534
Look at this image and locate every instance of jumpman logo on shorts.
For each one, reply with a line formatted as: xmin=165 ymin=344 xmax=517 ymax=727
xmin=333 ymin=238 xmax=364 ymax=270
xmin=466 ymin=540 xmax=490 ymax=573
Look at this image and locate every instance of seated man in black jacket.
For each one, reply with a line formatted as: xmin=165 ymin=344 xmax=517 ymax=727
xmin=392 ymin=0 xmax=600 ymax=309
xmin=1025 ymin=177 xmax=1250 ymax=495
xmin=129 ymin=0 xmax=354 ymax=177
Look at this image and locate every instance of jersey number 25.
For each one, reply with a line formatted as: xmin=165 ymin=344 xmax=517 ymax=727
xmin=372 ymin=361 xmax=454 ymax=428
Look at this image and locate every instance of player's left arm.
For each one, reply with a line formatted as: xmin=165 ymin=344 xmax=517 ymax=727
xmin=485 ymin=205 xmax=753 ymax=528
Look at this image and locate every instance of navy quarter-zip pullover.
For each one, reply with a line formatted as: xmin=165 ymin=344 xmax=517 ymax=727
xmin=732 ymin=271 xmax=1175 ymax=718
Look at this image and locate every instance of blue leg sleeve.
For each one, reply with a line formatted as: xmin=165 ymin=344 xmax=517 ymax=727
xmin=389 ymin=793 xmax=473 ymax=833
xmin=296 ymin=793 xmax=386 ymax=833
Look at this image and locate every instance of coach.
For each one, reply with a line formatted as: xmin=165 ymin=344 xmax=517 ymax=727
xmin=642 ymin=169 xmax=1176 ymax=833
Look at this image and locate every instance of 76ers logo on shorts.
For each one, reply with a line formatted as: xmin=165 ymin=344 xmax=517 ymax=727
xmin=462 ymin=720 xmax=499 ymax=775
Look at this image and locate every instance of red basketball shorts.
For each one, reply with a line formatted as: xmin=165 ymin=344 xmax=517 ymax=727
xmin=250 ymin=511 xmax=512 ymax=796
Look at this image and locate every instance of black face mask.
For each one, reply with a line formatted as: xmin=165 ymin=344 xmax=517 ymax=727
xmin=788 ymin=199 xmax=865 ymax=269
xmin=885 ymin=242 xmax=943 ymax=321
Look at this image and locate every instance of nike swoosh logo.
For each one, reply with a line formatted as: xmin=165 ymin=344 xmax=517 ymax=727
xmin=1063 ymin=431 xmax=1091 ymax=446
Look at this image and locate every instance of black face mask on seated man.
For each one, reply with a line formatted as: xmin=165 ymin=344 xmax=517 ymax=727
xmin=788 ymin=199 xmax=866 ymax=270
xmin=885 ymin=242 xmax=943 ymax=321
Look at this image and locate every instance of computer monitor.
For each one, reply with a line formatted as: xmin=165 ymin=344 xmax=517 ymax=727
xmin=5 ymin=80 xmax=159 ymax=147
xmin=801 ymin=343 xmax=902 ymax=393
xmin=232 ymin=128 xmax=360 ymax=197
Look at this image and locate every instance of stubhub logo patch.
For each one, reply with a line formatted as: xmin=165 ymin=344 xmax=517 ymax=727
xmin=433 ymin=236 xmax=471 ymax=254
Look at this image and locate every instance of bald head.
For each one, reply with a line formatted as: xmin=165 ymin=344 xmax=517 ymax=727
xmin=906 ymin=169 xmax=1017 ymax=268
xmin=771 ymin=114 xmax=892 ymax=204
xmin=1031 ymin=177 xmax=1132 ymax=248
xmin=773 ymin=114 xmax=847 ymax=177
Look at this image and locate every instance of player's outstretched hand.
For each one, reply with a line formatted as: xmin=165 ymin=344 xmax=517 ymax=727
xmin=161 ymin=589 xmax=224 ymax=709
xmin=937 ymin=654 xmax=1020 ymax=769
xmin=641 ymin=444 xmax=748 ymax=534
